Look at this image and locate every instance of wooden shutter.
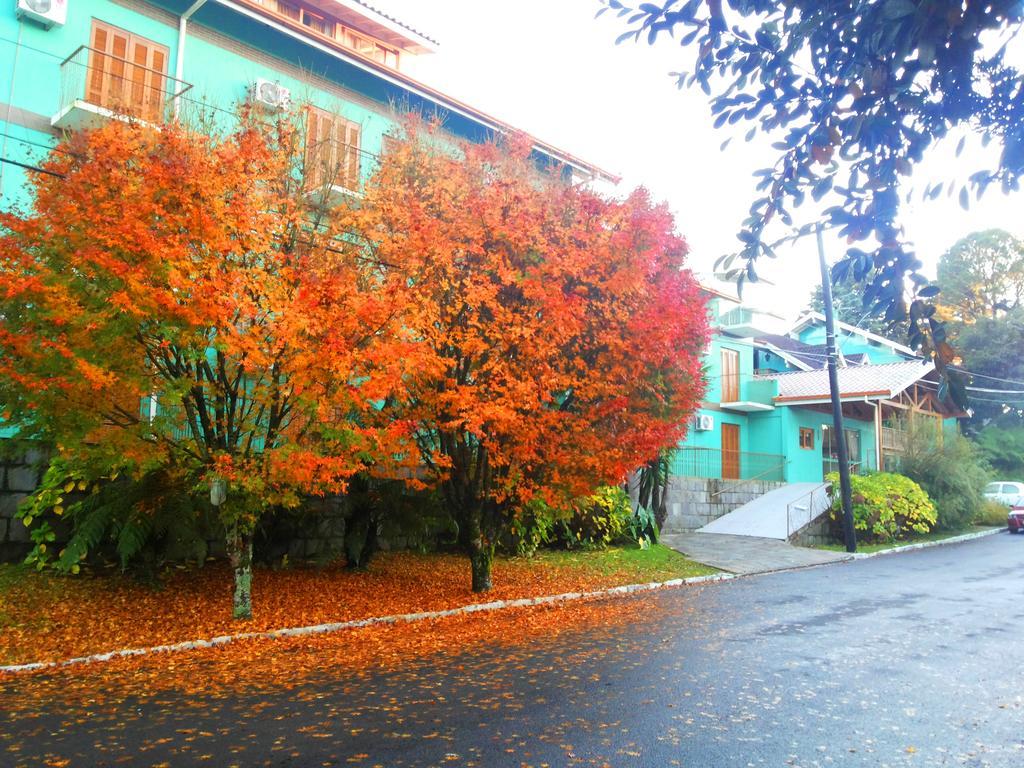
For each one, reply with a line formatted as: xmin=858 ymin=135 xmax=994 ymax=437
xmin=89 ymin=22 xmax=130 ymax=111
xmin=305 ymin=107 xmax=331 ymax=189
xmin=306 ymin=108 xmax=361 ymax=191
xmin=720 ymin=348 xmax=739 ymax=402
xmin=89 ymin=21 xmax=168 ymax=121
xmin=341 ymin=121 xmax=360 ymax=189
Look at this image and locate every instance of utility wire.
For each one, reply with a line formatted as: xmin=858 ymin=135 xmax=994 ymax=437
xmin=0 ymin=157 xmax=62 ymax=177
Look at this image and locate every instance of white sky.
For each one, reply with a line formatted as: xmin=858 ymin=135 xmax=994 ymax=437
xmin=380 ymin=0 xmax=1023 ymax=317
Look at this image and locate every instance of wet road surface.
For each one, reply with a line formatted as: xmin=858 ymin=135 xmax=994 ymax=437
xmin=4 ymin=533 xmax=1023 ymax=767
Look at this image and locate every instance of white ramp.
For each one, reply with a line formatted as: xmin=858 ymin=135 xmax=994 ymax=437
xmin=698 ymin=482 xmax=831 ymax=540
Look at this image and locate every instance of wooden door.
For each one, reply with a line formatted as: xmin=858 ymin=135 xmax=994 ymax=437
xmin=720 ymin=348 xmax=739 ymax=402
xmin=89 ymin=22 xmax=168 ymax=122
xmin=721 ymin=423 xmax=740 ymax=480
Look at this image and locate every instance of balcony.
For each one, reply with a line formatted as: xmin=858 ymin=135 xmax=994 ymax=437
xmin=52 ymin=46 xmax=192 ymax=131
xmin=670 ymin=447 xmax=786 ymax=482
xmin=715 ymin=306 xmax=784 ymax=336
xmin=880 ymin=426 xmax=907 ymax=452
xmin=719 ymin=375 xmax=776 ymax=412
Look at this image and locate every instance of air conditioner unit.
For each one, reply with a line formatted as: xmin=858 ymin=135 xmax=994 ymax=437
xmin=16 ymin=0 xmax=67 ymax=28
xmin=695 ymin=414 xmax=714 ymax=431
xmin=253 ymin=79 xmax=291 ymax=111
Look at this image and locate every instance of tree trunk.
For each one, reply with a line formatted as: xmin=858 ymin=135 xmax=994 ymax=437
xmin=226 ymin=524 xmax=254 ymax=620
xmin=465 ymin=506 xmax=494 ymax=592
xmin=470 ymin=538 xmax=493 ymax=592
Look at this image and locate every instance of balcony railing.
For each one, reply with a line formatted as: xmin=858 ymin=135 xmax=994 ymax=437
xmin=716 ymin=307 xmax=754 ymax=327
xmin=54 ymin=45 xmax=193 ymax=129
xmin=880 ymin=426 xmax=907 ymax=452
xmin=669 ymin=446 xmax=786 ymax=482
xmin=822 ymin=458 xmax=868 ymax=478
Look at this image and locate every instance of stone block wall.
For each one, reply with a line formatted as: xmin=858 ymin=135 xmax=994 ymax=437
xmin=791 ymin=515 xmax=833 ymax=547
xmin=0 ymin=449 xmax=45 ymax=561
xmin=660 ymin=476 xmax=786 ymax=533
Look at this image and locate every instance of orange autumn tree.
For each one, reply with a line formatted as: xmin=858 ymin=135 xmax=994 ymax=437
xmin=0 ymin=113 xmax=418 ymax=619
xmin=344 ymin=127 xmax=710 ymax=591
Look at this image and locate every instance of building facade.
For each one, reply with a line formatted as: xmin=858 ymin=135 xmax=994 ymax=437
xmin=675 ymin=288 xmax=960 ymax=486
xmin=0 ymin=0 xmax=615 ymax=207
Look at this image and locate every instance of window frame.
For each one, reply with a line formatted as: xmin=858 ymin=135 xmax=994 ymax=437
xmin=305 ymin=105 xmax=362 ymax=192
xmin=799 ymin=427 xmax=815 ymax=450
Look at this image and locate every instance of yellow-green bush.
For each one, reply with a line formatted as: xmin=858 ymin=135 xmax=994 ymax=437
xmin=974 ymin=499 xmax=1010 ymax=527
xmin=559 ymin=486 xmax=632 ymax=549
xmin=826 ymin=472 xmax=936 ymax=543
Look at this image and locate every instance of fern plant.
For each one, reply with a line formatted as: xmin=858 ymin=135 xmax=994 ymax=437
xmin=18 ymin=459 xmax=217 ymax=573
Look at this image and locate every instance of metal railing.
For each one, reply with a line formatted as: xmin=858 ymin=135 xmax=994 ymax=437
xmin=58 ymin=45 xmax=193 ymax=125
xmin=716 ymin=307 xmax=754 ymax=328
xmin=821 ymin=458 xmax=867 ymax=478
xmin=785 ymin=481 xmax=832 ymax=540
xmin=669 ymin=446 xmax=787 ymax=483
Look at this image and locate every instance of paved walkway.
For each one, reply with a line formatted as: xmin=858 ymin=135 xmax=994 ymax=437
xmin=661 ymin=531 xmax=852 ymax=575
xmin=697 ymin=482 xmax=829 ymax=539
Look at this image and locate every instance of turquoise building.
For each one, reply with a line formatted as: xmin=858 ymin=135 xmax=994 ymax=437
xmin=0 ymin=0 xmax=615 ymax=207
xmin=675 ymin=287 xmax=961 ymax=485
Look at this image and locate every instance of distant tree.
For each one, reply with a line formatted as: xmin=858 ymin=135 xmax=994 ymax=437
xmin=936 ymin=229 xmax=1024 ymax=322
xmin=601 ymin=0 xmax=1024 ymax=406
xmin=975 ymin=424 xmax=1024 ymax=477
xmin=954 ymin=307 xmax=1024 ymax=426
xmin=806 ymin=281 xmax=893 ymax=337
xmin=346 ymin=125 xmax=710 ymax=591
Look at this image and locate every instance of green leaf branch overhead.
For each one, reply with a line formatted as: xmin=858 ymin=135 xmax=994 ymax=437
xmin=600 ymin=0 xmax=1024 ymax=405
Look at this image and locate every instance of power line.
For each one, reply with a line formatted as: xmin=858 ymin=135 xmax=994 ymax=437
xmin=0 ymin=157 xmax=62 ymax=177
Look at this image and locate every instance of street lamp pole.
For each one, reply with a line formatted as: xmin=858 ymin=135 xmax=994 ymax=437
xmin=817 ymin=224 xmax=857 ymax=553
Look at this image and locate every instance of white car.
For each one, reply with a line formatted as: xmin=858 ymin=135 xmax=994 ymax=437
xmin=984 ymin=481 xmax=1024 ymax=508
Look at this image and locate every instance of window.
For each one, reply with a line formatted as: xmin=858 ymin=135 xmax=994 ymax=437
xmin=88 ymin=21 xmax=169 ymax=123
xmin=306 ymin=106 xmax=361 ymax=191
xmin=799 ymin=427 xmax=814 ymax=450
xmin=278 ymin=2 xmax=335 ymax=36
xmin=302 ymin=8 xmax=333 ymax=36
xmin=720 ymin=348 xmax=739 ymax=402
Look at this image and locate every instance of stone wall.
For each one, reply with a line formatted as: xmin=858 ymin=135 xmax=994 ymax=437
xmin=660 ymin=477 xmax=787 ymax=533
xmin=0 ymin=449 xmax=45 ymax=562
xmin=790 ymin=514 xmax=833 ymax=547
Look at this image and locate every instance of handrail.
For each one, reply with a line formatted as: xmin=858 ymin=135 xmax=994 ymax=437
xmin=62 ymin=45 xmax=194 ymax=91
xmin=786 ymin=481 xmax=832 ymax=540
xmin=708 ymin=460 xmax=791 ymax=498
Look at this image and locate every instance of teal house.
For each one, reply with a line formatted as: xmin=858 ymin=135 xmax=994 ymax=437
xmin=673 ymin=286 xmax=961 ymax=487
xmin=0 ymin=0 xmax=616 ymax=207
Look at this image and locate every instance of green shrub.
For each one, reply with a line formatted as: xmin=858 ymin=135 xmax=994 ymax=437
xmin=896 ymin=421 xmax=991 ymax=530
xmin=559 ymin=486 xmax=632 ymax=550
xmin=18 ymin=459 xmax=216 ymax=575
xmin=826 ymin=471 xmax=936 ymax=543
xmin=627 ymin=504 xmax=660 ymax=548
xmin=503 ymin=497 xmax=558 ymax=557
xmin=975 ymin=499 xmax=1010 ymax=527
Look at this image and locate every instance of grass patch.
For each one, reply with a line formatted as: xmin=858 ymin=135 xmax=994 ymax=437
xmin=812 ymin=525 xmax=1001 ymax=553
xmin=521 ymin=543 xmax=719 ymax=581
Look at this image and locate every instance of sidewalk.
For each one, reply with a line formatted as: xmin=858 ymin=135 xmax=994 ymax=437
xmin=661 ymin=532 xmax=853 ymax=575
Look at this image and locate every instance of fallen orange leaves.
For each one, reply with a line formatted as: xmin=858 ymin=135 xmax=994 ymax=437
xmin=1 ymin=581 xmax=672 ymax=718
xmin=0 ymin=552 xmax=680 ymax=668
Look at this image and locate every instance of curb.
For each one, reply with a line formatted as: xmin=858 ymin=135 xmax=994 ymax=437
xmin=0 ymin=571 xmax=735 ymax=676
xmin=850 ymin=526 xmax=1005 ymax=559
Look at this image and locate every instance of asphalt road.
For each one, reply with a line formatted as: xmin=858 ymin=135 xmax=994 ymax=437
xmin=5 ymin=533 xmax=1024 ymax=767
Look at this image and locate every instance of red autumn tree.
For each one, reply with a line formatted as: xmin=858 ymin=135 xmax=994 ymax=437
xmin=344 ymin=126 xmax=710 ymax=591
xmin=0 ymin=112 xmax=419 ymax=619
